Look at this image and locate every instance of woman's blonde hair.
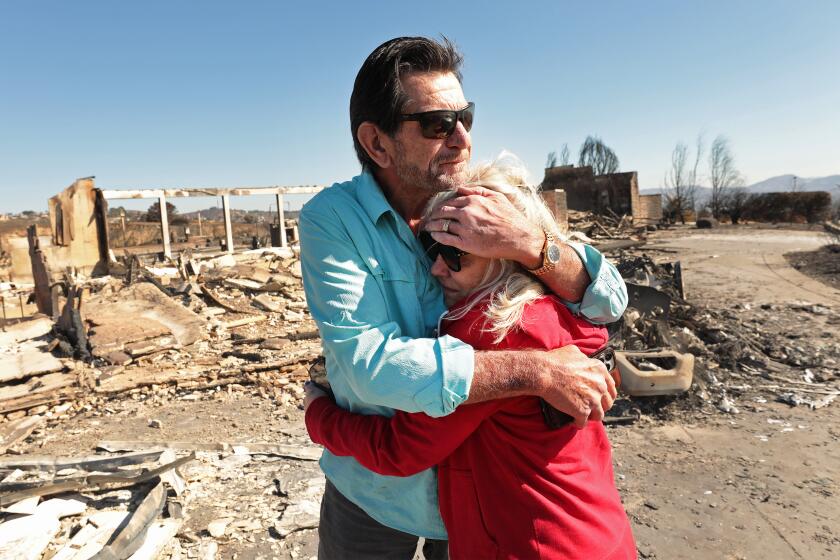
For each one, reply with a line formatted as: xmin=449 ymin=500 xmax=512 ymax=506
xmin=423 ymin=151 xmax=567 ymax=343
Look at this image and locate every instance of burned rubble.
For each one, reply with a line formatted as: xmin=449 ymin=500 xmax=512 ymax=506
xmin=1 ymin=241 xmax=326 ymax=557
xmin=2 ymin=184 xmax=839 ymax=558
xmin=0 ymin=450 xmax=192 ymax=559
xmin=4 ymin=240 xmax=840 ymax=559
xmin=607 ymin=250 xmax=840 ymax=420
xmin=567 ymin=209 xmax=652 ymax=242
xmin=2 ymin=245 xmax=320 ymax=410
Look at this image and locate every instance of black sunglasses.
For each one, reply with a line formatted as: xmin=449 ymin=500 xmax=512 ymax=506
xmin=419 ymin=231 xmax=466 ymax=272
xmin=398 ymin=102 xmax=475 ymax=139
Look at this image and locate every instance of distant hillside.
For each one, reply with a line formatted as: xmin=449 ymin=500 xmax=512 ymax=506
xmin=641 ymin=174 xmax=840 ymax=201
xmin=747 ymin=174 xmax=840 ymax=194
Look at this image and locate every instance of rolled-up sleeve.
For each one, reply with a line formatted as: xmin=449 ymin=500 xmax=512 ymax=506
xmin=299 ymin=202 xmax=473 ymax=417
xmin=563 ymin=242 xmax=628 ymax=324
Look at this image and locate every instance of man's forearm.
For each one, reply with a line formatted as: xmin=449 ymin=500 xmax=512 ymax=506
xmin=465 ymin=350 xmax=545 ymax=404
xmin=464 ymin=346 xmax=615 ymax=426
xmin=539 ymin=243 xmax=589 ymax=303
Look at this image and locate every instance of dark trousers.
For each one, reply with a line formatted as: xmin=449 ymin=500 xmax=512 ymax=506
xmin=318 ymin=480 xmax=449 ymax=560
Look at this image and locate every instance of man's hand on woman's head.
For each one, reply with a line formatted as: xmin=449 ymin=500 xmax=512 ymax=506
xmin=426 ymin=185 xmax=544 ymax=268
xmin=303 ymin=381 xmax=328 ymax=411
xmin=538 ymin=345 xmax=617 ymax=428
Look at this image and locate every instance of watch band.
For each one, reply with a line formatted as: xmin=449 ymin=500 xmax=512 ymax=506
xmin=527 ymin=229 xmax=557 ymax=276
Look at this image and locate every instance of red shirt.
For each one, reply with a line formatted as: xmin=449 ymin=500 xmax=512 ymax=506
xmin=306 ymin=295 xmax=636 ymax=559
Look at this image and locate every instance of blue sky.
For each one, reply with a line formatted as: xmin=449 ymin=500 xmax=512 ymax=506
xmin=2 ymin=0 xmax=838 ymax=213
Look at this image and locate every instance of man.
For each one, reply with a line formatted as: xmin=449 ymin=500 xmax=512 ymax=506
xmin=299 ymin=37 xmax=628 ymax=559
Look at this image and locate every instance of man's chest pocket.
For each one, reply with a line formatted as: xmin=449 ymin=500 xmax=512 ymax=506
xmin=365 ymin=254 xmax=414 ymax=283
xmin=365 ymin=254 xmax=426 ymax=335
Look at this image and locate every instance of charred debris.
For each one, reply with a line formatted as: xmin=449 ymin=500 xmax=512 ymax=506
xmin=1 ymin=243 xmax=327 ymax=557
xmin=0 ymin=184 xmax=838 ymax=557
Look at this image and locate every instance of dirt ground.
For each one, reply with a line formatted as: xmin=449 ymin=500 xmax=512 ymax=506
xmin=650 ymin=225 xmax=840 ymax=307
xmin=13 ymin=225 xmax=840 ymax=559
xmin=612 ymin=225 xmax=840 ymax=559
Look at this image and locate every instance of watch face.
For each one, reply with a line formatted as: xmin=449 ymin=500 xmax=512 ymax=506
xmin=546 ymin=243 xmax=562 ymax=264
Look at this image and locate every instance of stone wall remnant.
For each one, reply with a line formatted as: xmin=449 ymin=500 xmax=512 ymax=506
xmin=541 ymin=165 xmax=662 ymax=226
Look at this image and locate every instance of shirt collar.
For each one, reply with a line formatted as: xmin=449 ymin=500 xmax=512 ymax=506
xmin=357 ymin=170 xmax=395 ymax=225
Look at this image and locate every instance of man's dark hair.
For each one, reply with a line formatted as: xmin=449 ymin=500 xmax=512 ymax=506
xmin=350 ymin=36 xmax=463 ymax=169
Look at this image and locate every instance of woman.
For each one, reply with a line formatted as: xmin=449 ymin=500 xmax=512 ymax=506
xmin=304 ymin=156 xmax=636 ymax=559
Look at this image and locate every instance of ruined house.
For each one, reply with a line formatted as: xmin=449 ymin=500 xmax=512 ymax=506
xmin=541 ymin=165 xmax=662 ymax=226
xmin=11 ymin=177 xmax=322 ymax=317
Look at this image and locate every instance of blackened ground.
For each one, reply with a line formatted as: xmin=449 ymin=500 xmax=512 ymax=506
xmin=786 ymin=244 xmax=840 ymax=291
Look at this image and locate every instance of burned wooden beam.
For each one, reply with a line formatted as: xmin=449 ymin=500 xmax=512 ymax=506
xmin=0 ymin=449 xmax=164 ymax=473
xmin=275 ymin=193 xmax=288 ymax=247
xmin=94 ymin=366 xmax=218 ymax=394
xmin=100 ymin=185 xmax=323 ymax=200
xmin=223 ymin=315 xmax=267 ymax=328
xmin=158 ymin=193 xmax=171 ymax=259
xmin=221 ymin=194 xmax=234 ymax=254
xmin=98 ymin=441 xmax=321 ymax=461
xmin=89 ymin=481 xmax=166 ymax=560
xmin=199 ymin=284 xmax=261 ymax=315
xmin=0 ymin=388 xmax=80 ymax=416
xmin=0 ymin=372 xmax=78 ymax=407
xmin=94 ymin=352 xmax=313 ymax=394
xmin=0 ymin=415 xmax=44 ymax=455
xmin=27 ymin=225 xmax=53 ymax=316
xmin=0 ymin=452 xmax=195 ymax=506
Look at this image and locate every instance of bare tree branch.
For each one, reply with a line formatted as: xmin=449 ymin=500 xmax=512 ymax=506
xmin=664 ymin=142 xmax=689 ymax=223
xmin=578 ymin=136 xmax=620 ymax=175
xmin=546 ymin=144 xmax=572 ymax=169
xmin=687 ymin=134 xmax=703 ymax=214
xmin=559 ymin=143 xmax=571 ymax=166
xmin=708 ymin=135 xmax=743 ymax=219
xmin=663 ymin=136 xmax=703 ymax=224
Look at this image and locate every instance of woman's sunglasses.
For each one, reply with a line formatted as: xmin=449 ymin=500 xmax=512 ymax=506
xmin=398 ymin=102 xmax=475 ymax=139
xmin=419 ymin=231 xmax=466 ymax=272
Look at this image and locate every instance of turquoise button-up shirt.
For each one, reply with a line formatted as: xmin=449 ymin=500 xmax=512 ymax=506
xmin=299 ymin=171 xmax=628 ymax=538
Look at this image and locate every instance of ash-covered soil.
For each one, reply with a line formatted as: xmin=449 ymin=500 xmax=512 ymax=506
xmin=786 ymin=243 xmax=840 ymax=292
xmin=7 ymin=225 xmax=840 ymax=560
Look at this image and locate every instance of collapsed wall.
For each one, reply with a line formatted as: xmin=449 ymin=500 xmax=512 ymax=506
xmin=23 ymin=179 xmax=110 ymax=315
xmin=541 ymin=165 xmax=662 ymax=225
xmin=46 ymin=178 xmax=110 ymax=275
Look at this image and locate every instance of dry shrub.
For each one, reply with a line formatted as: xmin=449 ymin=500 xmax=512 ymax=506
xmin=745 ymin=191 xmax=831 ymax=224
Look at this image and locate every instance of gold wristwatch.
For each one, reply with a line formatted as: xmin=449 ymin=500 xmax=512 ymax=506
xmin=527 ymin=229 xmax=561 ymax=276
